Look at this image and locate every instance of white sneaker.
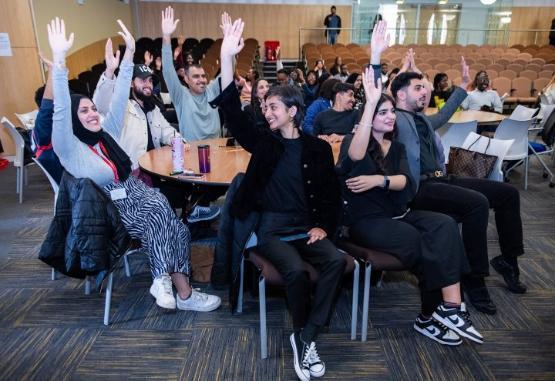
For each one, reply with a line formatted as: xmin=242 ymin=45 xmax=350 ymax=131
xmin=307 ymin=341 xmax=325 ymax=377
xmin=177 ymin=289 xmax=221 ymax=312
xmin=149 ymin=274 xmax=176 ymax=309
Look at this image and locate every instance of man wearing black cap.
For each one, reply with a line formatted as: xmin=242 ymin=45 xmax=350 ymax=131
xmin=94 ymin=63 xmax=182 ymax=170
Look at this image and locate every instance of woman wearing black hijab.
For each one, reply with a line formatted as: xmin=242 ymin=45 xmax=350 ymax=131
xmin=48 ymin=17 xmax=220 ymax=313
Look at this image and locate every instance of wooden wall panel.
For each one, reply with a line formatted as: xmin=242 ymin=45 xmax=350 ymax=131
xmin=0 ymin=0 xmax=42 ymax=155
xmin=509 ymin=7 xmax=555 ymax=46
xmin=137 ymin=2 xmax=352 ymax=59
xmin=66 ymin=35 xmax=124 ymax=79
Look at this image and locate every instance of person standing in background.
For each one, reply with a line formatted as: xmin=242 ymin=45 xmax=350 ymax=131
xmin=324 ymin=6 xmax=342 ymax=45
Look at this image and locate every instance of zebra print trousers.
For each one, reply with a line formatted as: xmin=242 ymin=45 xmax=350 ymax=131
xmin=104 ymin=176 xmax=190 ymax=279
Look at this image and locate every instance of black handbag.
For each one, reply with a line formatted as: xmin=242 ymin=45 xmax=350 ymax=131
xmin=447 ymin=135 xmax=497 ymax=179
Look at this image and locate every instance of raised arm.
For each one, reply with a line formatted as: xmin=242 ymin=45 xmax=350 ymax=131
xmin=213 ymin=12 xmax=261 ymax=152
xmin=33 ymin=52 xmax=55 ymax=147
xmin=101 ymin=20 xmax=135 ymax=138
xmin=161 ymin=6 xmax=185 ymax=106
xmin=220 ymin=12 xmax=244 ymax=90
xmin=370 ymin=20 xmax=390 ymax=66
xmin=92 ymin=38 xmax=120 ymax=115
xmin=427 ymin=56 xmax=469 ymax=129
xmin=348 ymin=66 xmax=380 ymax=161
xmin=49 ymin=17 xmax=82 ymax=159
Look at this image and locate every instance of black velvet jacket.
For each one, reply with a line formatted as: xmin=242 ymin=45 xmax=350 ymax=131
xmin=210 ymin=83 xmax=341 ymax=236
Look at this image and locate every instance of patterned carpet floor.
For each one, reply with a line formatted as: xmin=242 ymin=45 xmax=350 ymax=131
xmin=0 ymin=160 xmax=553 ymax=381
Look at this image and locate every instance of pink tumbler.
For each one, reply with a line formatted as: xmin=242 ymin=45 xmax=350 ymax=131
xmin=198 ymin=145 xmax=211 ymax=173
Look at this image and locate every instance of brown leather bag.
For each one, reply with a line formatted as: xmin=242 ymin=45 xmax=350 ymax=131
xmin=447 ymin=135 xmax=497 ymax=178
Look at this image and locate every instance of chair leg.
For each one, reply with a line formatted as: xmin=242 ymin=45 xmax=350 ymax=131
xmin=259 ymin=275 xmax=268 ymax=359
xmin=351 ymin=260 xmax=360 ymax=340
xmin=524 ymin=156 xmax=529 ymax=190
xmin=104 ymin=272 xmax=114 ymax=326
xmin=361 ymin=262 xmax=372 ymax=342
xmin=123 ymin=255 xmax=131 ymax=277
xmin=51 ymin=268 xmax=57 ymax=280
xmin=20 ymin=166 xmax=25 ymax=203
xmin=236 ymin=257 xmax=245 ymax=314
xmin=16 ymin=167 xmax=20 ymax=194
xmin=85 ymin=277 xmax=91 ymax=295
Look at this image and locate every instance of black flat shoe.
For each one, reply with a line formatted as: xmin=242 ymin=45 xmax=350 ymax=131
xmin=465 ymin=286 xmax=497 ymax=315
xmin=490 ymin=256 xmax=527 ymax=294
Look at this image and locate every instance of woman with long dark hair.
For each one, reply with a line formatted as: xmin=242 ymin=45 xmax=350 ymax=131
xmin=243 ymin=77 xmax=270 ymax=130
xmin=429 ymin=72 xmax=455 ymax=107
xmin=47 ymin=17 xmax=220 ymax=313
xmin=217 ymin=13 xmax=346 ymax=381
xmin=346 ymin=72 xmax=364 ymax=109
xmin=337 ymin=66 xmax=483 ymax=347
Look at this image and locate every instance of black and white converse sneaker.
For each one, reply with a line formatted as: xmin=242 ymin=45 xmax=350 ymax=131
xmin=289 ymin=333 xmax=311 ymax=381
xmin=413 ymin=315 xmax=462 ymax=346
xmin=307 ymin=341 xmax=325 ymax=377
xmin=432 ymin=303 xmax=484 ymax=344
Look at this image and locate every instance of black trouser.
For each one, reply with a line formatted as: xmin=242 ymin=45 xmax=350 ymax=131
xmin=256 ymin=212 xmax=346 ymax=331
xmin=349 ymin=210 xmax=469 ymax=316
xmin=257 ymin=237 xmax=346 ymax=330
xmin=411 ymin=176 xmax=524 ymax=281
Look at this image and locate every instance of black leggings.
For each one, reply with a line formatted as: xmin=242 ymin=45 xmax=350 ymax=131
xmin=349 ymin=210 xmax=470 ymax=315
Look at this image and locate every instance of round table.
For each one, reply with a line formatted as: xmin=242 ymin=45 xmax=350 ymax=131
xmin=139 ymin=138 xmax=342 ymax=186
xmin=425 ymin=108 xmax=506 ymax=124
xmin=139 ymin=138 xmax=251 ymax=186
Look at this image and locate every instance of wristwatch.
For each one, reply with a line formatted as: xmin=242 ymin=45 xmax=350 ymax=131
xmin=383 ymin=175 xmax=390 ymax=191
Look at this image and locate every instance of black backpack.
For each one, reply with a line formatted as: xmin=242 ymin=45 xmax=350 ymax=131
xmin=15 ymin=127 xmax=34 ymax=165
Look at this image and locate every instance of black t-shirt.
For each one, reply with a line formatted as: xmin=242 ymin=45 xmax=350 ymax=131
xmin=337 ymin=134 xmax=414 ymax=224
xmin=395 ymin=109 xmax=439 ymax=175
xmin=262 ymin=137 xmax=309 ymax=213
xmin=313 ymin=108 xmax=359 ymax=136
xmin=140 ymin=105 xmax=156 ymax=151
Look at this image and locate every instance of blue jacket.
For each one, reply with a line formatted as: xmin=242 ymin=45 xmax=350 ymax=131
xmin=303 ymin=97 xmax=331 ymax=135
xmin=395 ymin=86 xmax=468 ymax=189
xmin=32 ymin=99 xmax=64 ymax=184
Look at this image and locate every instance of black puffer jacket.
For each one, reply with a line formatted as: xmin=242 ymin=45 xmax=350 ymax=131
xmin=210 ymin=83 xmax=341 ymax=236
xmin=39 ymin=172 xmax=130 ymax=278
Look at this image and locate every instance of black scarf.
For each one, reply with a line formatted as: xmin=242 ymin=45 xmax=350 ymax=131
xmin=70 ymin=94 xmax=131 ymax=181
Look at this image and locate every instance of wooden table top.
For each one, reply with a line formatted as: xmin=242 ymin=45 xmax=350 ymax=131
xmin=139 ymin=138 xmax=342 ymax=186
xmin=424 ymin=108 xmax=506 ymax=124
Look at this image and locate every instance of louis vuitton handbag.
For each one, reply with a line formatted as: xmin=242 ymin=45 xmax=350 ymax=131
xmin=447 ymin=135 xmax=497 ymax=178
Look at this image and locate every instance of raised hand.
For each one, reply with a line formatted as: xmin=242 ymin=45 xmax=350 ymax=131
xmin=220 ymin=12 xmax=245 ymax=89
xmin=144 ymin=50 xmax=154 ymax=67
xmin=362 ymin=65 xmax=382 ymax=105
xmin=220 ymin=12 xmax=245 ymax=58
xmin=117 ymin=19 xmax=135 ymax=54
xmin=370 ymin=20 xmax=390 ymax=64
xmin=47 ymin=17 xmax=74 ymax=57
xmin=399 ymin=51 xmax=410 ymax=73
xmin=105 ymin=38 xmax=120 ymax=74
xmin=460 ymin=56 xmax=470 ymax=88
xmin=173 ymin=45 xmax=182 ymax=61
xmin=161 ymin=6 xmax=179 ymax=38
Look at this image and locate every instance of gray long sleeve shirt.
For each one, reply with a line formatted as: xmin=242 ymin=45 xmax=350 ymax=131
xmin=52 ymin=60 xmax=133 ymax=187
xmin=161 ymin=43 xmax=221 ymax=141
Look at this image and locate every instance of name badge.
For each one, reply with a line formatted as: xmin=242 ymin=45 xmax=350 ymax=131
xmin=110 ymin=187 xmax=127 ymax=201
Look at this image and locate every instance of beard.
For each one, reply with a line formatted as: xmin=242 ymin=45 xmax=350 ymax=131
xmin=133 ymin=89 xmax=156 ymax=112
